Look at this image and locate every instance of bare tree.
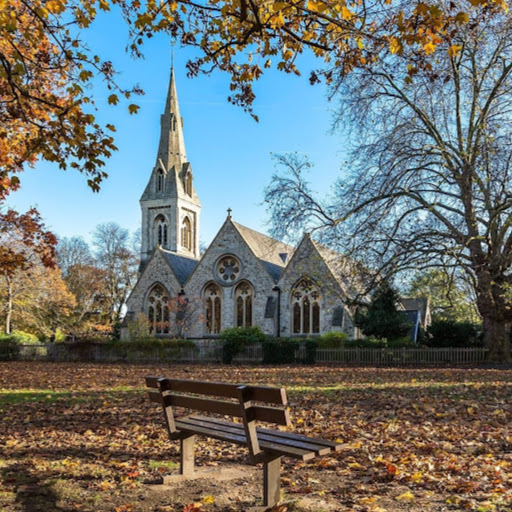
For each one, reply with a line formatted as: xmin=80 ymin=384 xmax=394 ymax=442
xmin=266 ymin=12 xmax=512 ymax=362
xmin=57 ymin=236 xmax=93 ymax=276
xmin=93 ymin=223 xmax=138 ymax=325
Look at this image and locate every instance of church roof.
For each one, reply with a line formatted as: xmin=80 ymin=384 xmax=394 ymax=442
xmin=232 ymin=222 xmax=295 ymax=281
xmin=400 ymin=297 xmax=430 ymax=324
xmin=311 ymin=239 xmax=369 ymax=301
xmin=161 ymin=250 xmax=199 ymax=286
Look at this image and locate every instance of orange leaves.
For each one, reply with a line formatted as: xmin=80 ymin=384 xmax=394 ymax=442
xmin=183 ymin=503 xmax=202 ymax=512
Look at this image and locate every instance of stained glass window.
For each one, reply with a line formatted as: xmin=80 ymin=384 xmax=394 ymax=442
xmin=235 ymin=281 xmax=253 ymax=327
xmin=147 ymin=284 xmax=170 ymax=334
xmin=290 ymin=278 xmax=321 ymax=334
xmin=205 ymin=283 xmax=221 ymax=334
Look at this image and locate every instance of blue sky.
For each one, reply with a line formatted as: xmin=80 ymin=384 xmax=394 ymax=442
xmin=6 ymin=9 xmax=347 ymax=247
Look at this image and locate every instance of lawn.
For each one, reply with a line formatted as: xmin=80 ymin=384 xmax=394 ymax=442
xmin=0 ymin=362 xmax=511 ymax=512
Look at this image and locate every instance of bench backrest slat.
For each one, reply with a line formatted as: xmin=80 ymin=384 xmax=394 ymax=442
xmin=145 ymin=376 xmax=287 ymax=405
xmin=147 ymin=388 xmax=290 ymax=426
xmin=146 ymin=376 xmax=290 ymax=428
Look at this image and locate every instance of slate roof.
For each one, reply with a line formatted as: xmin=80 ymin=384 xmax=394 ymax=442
xmin=232 ymin=222 xmax=295 ymax=281
xmin=401 ymin=297 xmax=430 ymax=325
xmin=312 ymin=240 xmax=370 ymax=302
xmin=161 ymin=250 xmax=199 ymax=286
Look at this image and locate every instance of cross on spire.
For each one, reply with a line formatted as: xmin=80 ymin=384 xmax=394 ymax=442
xmin=227 ymin=208 xmax=232 ymax=218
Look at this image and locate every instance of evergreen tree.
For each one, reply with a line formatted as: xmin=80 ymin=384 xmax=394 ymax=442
xmin=356 ymin=281 xmax=412 ymax=341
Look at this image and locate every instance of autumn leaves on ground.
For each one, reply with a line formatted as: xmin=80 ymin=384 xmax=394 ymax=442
xmin=0 ymin=363 xmax=511 ymax=512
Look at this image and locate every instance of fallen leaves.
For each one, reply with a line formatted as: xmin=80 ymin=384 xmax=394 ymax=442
xmin=0 ymin=362 xmax=511 ymax=511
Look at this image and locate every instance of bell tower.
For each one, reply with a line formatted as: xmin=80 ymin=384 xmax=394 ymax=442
xmin=140 ymin=65 xmax=201 ymax=266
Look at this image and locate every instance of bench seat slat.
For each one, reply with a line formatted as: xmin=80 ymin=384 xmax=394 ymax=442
xmin=176 ymin=418 xmax=316 ymax=461
xmin=146 ymin=376 xmax=287 ymax=405
xmin=184 ymin=416 xmax=332 ymax=456
xmin=191 ymin=415 xmax=340 ymax=451
xmin=174 ymin=419 xmax=249 ymax=446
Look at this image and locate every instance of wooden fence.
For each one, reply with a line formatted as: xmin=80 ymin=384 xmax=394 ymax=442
xmin=0 ymin=343 xmax=489 ymax=366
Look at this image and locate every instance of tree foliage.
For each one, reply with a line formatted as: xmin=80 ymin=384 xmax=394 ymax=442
xmin=356 ymin=281 xmax=412 ymax=341
xmin=1 ymin=0 xmax=508 ymax=193
xmin=407 ymin=269 xmax=480 ymax=323
xmin=0 ymin=208 xmax=57 ymax=333
xmin=92 ymin=222 xmax=138 ymax=325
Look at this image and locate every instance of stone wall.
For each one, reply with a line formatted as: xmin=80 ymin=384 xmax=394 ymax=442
xmin=185 ymin=220 xmax=277 ymax=337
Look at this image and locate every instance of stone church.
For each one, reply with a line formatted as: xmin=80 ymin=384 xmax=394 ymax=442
xmin=122 ymin=67 xmax=369 ymax=340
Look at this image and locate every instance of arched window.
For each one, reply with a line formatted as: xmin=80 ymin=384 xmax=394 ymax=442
xmin=204 ymin=283 xmax=221 ymax=334
xmin=291 ymin=278 xmax=321 ymax=334
xmin=147 ymin=284 xmax=170 ymax=335
xmin=154 ymin=215 xmax=168 ymax=248
xmin=181 ymin=217 xmax=192 ymax=251
xmin=156 ymin=169 xmax=164 ymax=192
xmin=185 ymin=172 xmax=192 ymax=196
xmin=235 ymin=281 xmax=253 ymax=328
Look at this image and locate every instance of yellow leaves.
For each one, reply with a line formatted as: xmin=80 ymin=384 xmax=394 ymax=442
xmin=341 ymin=6 xmax=353 ymax=20
xmin=395 ymin=491 xmax=415 ymax=502
xmin=455 ymin=11 xmax=470 ymax=24
xmin=201 ymin=495 xmax=215 ymax=504
xmin=46 ymin=0 xmax=67 ymax=14
xmin=79 ymin=70 xmax=93 ymax=82
xmin=389 ymin=37 xmax=403 ymax=55
xmin=271 ymin=11 xmax=285 ymax=27
xmin=108 ymin=94 xmax=119 ymax=105
xmin=99 ymin=480 xmax=116 ymax=491
xmin=307 ymin=0 xmax=328 ymax=13
xmin=410 ymin=471 xmax=423 ymax=483
xmin=423 ymin=41 xmax=437 ymax=55
xmin=448 ymin=44 xmax=463 ymax=57
xmin=128 ymin=104 xmax=140 ymax=114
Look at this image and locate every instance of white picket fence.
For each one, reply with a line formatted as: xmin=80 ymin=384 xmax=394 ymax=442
xmin=0 ymin=343 xmax=489 ymax=366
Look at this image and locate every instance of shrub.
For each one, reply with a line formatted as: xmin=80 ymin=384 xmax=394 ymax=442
xmin=220 ymin=326 xmax=267 ymax=364
xmin=127 ymin=313 xmax=151 ymax=340
xmin=262 ymin=339 xmax=300 ymax=364
xmin=0 ymin=331 xmax=40 ymax=344
xmin=318 ymin=331 xmax=349 ymax=348
xmin=344 ymin=336 xmax=388 ymax=348
xmin=387 ymin=336 xmax=413 ymax=347
xmin=426 ymin=320 xmax=482 ymax=347
xmin=304 ymin=339 xmax=318 ymax=363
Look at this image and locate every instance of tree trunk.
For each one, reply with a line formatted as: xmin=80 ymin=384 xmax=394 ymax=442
xmin=482 ymin=314 xmax=511 ymax=363
xmin=5 ymin=279 xmax=13 ymax=335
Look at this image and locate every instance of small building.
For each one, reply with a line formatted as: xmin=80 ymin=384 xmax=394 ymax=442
xmin=399 ymin=297 xmax=432 ymax=343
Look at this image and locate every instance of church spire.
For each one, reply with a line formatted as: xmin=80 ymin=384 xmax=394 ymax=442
xmin=156 ymin=65 xmax=186 ymax=170
xmin=139 ymin=62 xmax=202 ymax=264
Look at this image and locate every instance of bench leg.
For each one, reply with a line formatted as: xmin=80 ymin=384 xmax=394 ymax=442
xmin=180 ymin=434 xmax=195 ymax=476
xmin=263 ymin=455 xmax=281 ymax=507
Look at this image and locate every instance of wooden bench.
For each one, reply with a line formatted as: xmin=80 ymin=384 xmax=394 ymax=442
xmin=146 ymin=376 xmax=341 ymax=508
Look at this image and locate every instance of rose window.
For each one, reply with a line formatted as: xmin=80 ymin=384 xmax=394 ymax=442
xmin=217 ymin=256 xmax=241 ymax=283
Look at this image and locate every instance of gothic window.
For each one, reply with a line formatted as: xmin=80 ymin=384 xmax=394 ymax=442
xmin=156 ymin=169 xmax=164 ymax=192
xmin=147 ymin=284 xmax=170 ymax=334
xmin=181 ymin=217 xmax=193 ymax=251
xmin=204 ymin=283 xmax=221 ymax=334
xmin=185 ymin=172 xmax=192 ymax=196
xmin=291 ymin=277 xmax=321 ymax=335
xmin=217 ymin=255 xmax=241 ymax=284
xmin=235 ymin=281 xmax=253 ymax=328
xmin=155 ymin=215 xmax=168 ymax=248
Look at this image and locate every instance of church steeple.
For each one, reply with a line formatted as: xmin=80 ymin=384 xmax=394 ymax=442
xmin=156 ymin=66 xmax=187 ymax=170
xmin=139 ymin=64 xmax=202 ymax=266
